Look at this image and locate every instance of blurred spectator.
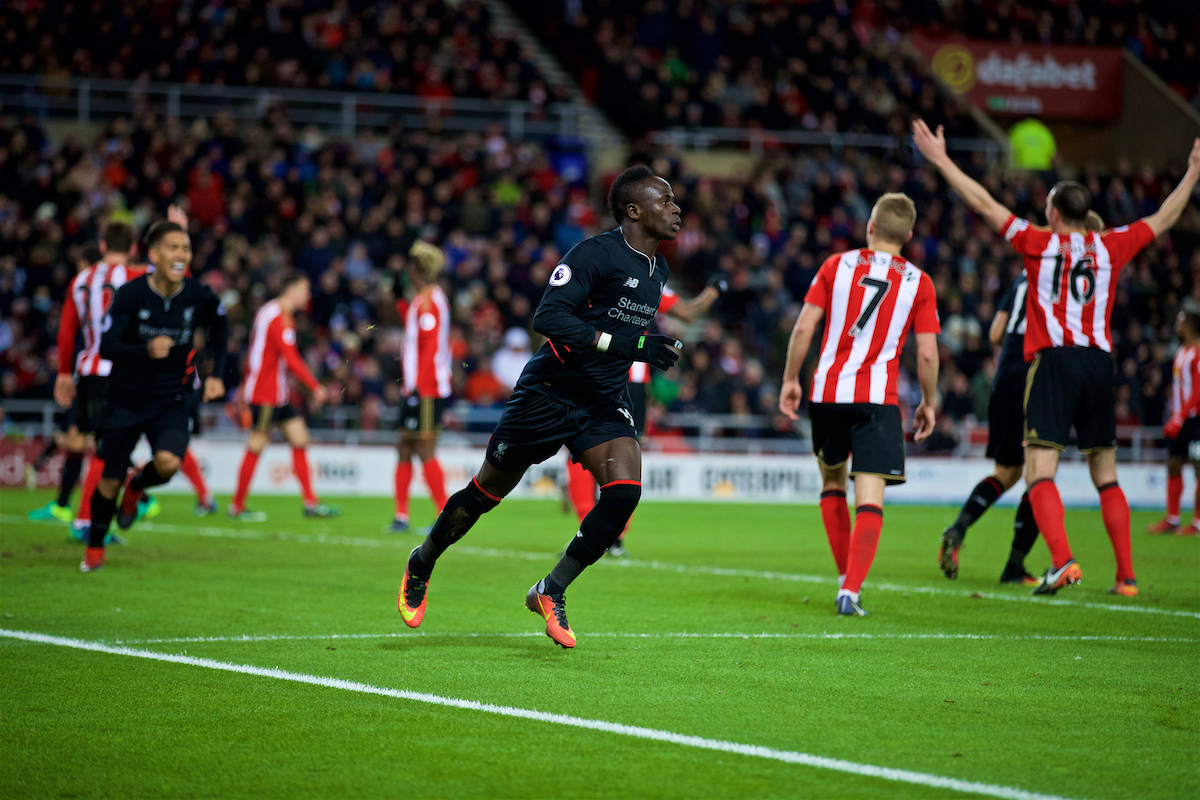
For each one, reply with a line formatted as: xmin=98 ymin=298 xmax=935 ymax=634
xmin=493 ymin=327 xmax=533 ymax=389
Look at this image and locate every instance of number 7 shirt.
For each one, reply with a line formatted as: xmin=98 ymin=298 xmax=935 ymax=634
xmin=804 ymin=248 xmax=940 ymax=406
xmin=1002 ymin=215 xmax=1154 ymax=361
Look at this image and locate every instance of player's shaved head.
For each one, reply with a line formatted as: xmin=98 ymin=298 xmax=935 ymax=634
xmin=608 ymin=164 xmax=658 ymax=222
xmin=1049 ymin=181 xmax=1091 ymax=225
xmin=869 ymin=193 xmax=917 ymax=246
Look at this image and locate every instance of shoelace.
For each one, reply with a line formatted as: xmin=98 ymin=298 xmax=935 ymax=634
xmin=405 ymin=575 xmax=428 ymax=606
xmin=548 ymin=594 xmax=569 ymax=628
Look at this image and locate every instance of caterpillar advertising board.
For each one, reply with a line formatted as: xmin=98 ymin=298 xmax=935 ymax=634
xmin=911 ymin=35 xmax=1123 ymax=121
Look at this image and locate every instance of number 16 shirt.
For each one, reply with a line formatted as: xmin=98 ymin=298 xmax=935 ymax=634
xmin=804 ymin=248 xmax=940 ymax=406
xmin=1003 ymin=215 xmax=1154 ymax=361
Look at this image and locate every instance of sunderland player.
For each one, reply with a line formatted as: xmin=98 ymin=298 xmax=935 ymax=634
xmin=397 ymin=164 xmax=684 ymax=648
xmin=938 ymin=210 xmax=1106 ymax=584
xmin=915 ymin=120 xmax=1200 ymax=597
xmin=779 ymin=193 xmax=940 ymax=616
xmin=27 ymin=242 xmax=101 ymax=523
xmin=391 ymin=241 xmax=452 ymax=533
xmin=564 ymin=275 xmax=726 ymax=556
xmin=80 ymin=220 xmax=228 ymax=571
xmin=229 ymin=272 xmax=334 ymax=521
xmin=1148 ymin=310 xmax=1200 ymax=536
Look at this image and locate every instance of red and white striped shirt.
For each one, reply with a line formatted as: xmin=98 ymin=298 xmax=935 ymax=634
xmin=1171 ymin=344 xmax=1200 ymax=421
xmin=629 ymin=286 xmax=680 ymax=384
xmin=402 ymin=286 xmax=452 ymax=398
xmin=242 ymin=300 xmax=320 ymax=406
xmin=805 ymin=248 xmax=940 ymax=406
xmin=57 ymin=261 xmax=143 ymax=377
xmin=1003 ymin=215 xmax=1154 ymax=360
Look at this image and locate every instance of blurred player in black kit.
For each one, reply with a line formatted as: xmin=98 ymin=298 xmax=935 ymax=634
xmin=80 ymin=220 xmax=228 ymax=572
xmin=398 ymin=165 xmax=684 ymax=648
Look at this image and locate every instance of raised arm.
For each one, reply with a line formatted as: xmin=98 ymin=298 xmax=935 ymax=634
xmin=1142 ymin=138 xmax=1200 ymax=238
xmin=912 ymin=120 xmax=1013 ymax=232
xmin=778 ymin=302 xmax=825 ymax=421
xmin=666 ymin=286 xmax=720 ymax=324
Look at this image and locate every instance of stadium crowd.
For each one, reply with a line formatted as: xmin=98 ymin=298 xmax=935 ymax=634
xmin=510 ymin=0 xmax=1199 ymax=137
xmin=3 ymin=109 xmax=1199 ymax=447
xmin=1 ymin=0 xmax=564 ymax=106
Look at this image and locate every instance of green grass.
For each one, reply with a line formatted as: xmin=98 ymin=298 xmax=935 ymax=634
xmin=1 ymin=489 xmax=1197 ymax=799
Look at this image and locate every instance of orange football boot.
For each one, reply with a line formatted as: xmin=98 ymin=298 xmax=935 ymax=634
xmin=525 ymin=581 xmax=576 ymax=649
xmin=1146 ymin=518 xmax=1179 ymax=535
xmin=398 ymin=548 xmax=429 ymax=628
xmin=1032 ymin=559 xmax=1082 ymax=595
xmin=1107 ymin=579 xmax=1138 ymax=597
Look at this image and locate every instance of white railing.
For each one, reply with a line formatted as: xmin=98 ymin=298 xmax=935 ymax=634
xmin=651 ymin=126 xmax=1007 ymax=165
xmin=0 ymin=74 xmax=581 ymax=141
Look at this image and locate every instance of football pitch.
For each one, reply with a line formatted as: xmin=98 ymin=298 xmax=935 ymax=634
xmin=1 ymin=490 xmax=1197 ymax=799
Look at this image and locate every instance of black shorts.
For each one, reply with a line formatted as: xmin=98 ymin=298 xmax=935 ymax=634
xmin=810 ymin=402 xmax=906 ymax=485
xmin=100 ymin=396 xmax=194 ymax=479
xmin=628 ymin=382 xmax=647 ymax=436
xmin=251 ymin=403 xmax=300 ymax=432
xmin=72 ymin=375 xmax=110 ymax=435
xmin=1167 ymin=417 xmax=1200 ymax=460
xmin=1024 ymin=347 xmax=1115 ymax=452
xmin=986 ymin=389 xmax=1026 ymax=467
xmin=485 ymin=387 xmax=638 ymax=473
xmin=397 ymin=395 xmax=449 ymax=436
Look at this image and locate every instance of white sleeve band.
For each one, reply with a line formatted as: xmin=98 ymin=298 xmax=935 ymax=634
xmin=597 ymin=332 xmax=613 ymax=352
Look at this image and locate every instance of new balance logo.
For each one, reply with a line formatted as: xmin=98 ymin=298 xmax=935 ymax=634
xmin=623 ymin=277 xmax=640 ymax=288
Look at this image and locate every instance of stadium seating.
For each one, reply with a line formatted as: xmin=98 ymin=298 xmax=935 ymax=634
xmin=2 ymin=112 xmax=1197 ymax=444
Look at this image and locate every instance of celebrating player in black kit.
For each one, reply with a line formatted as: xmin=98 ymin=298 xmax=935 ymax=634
xmin=80 ymin=220 xmax=228 ymax=572
xmin=398 ymin=165 xmax=683 ymax=648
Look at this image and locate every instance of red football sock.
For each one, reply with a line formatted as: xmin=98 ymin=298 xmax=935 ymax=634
xmin=422 ymin=458 xmax=448 ymax=512
xmin=180 ymin=450 xmax=209 ymax=505
xmin=566 ymin=458 xmax=597 ymax=523
xmin=78 ymin=457 xmax=104 ymax=521
xmin=233 ymin=450 xmax=259 ymax=512
xmin=842 ymin=505 xmax=882 ymax=594
xmin=1166 ymin=473 xmax=1183 ymax=522
xmin=1194 ymin=479 xmax=1200 ymax=526
xmin=394 ymin=460 xmax=413 ymax=519
xmin=292 ymin=447 xmax=317 ymax=506
xmin=1099 ymin=482 xmax=1134 ymax=582
xmin=1028 ymin=479 xmax=1073 ymax=568
xmin=819 ymin=489 xmax=851 ymax=575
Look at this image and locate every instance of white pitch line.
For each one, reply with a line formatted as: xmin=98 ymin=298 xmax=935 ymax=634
xmin=102 ymin=631 xmax=1200 ymax=645
xmin=0 ymin=627 xmax=1073 ymax=800
xmin=6 ymin=514 xmax=1198 ymax=620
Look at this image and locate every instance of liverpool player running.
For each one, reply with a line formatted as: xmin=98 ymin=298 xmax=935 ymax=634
xmin=1148 ymin=310 xmax=1200 ymax=536
xmin=938 ymin=211 xmax=1106 ymax=584
xmin=397 ymin=165 xmax=684 ymax=648
xmin=915 ymin=120 xmax=1200 ymax=597
xmin=391 ymin=241 xmax=452 ymax=533
xmin=779 ymin=193 xmax=940 ymax=616
xmin=564 ymin=276 xmax=725 ymax=556
xmin=80 ymin=220 xmax=228 ymax=571
xmin=229 ymin=272 xmax=333 ymax=520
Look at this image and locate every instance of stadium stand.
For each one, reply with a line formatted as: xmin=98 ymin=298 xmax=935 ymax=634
xmin=2 ymin=111 xmax=1198 ymax=450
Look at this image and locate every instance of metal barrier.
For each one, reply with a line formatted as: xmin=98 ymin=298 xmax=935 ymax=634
xmin=0 ymin=398 xmax=1169 ymax=460
xmin=0 ymin=74 xmax=581 ymax=141
xmin=650 ymin=126 xmax=1007 ymax=165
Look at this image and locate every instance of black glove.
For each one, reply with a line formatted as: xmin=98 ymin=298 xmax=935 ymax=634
xmin=706 ymin=271 xmax=730 ymax=294
xmin=606 ymin=333 xmax=683 ymax=370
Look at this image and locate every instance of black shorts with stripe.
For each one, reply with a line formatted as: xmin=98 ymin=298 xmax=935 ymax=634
xmin=251 ymin=403 xmax=300 ymax=432
xmin=485 ymin=387 xmax=638 ymax=473
xmin=1167 ymin=417 xmax=1200 ymax=460
xmin=1023 ymin=347 xmax=1115 ymax=452
xmin=809 ymin=402 xmax=906 ymax=485
xmin=397 ymin=395 xmax=449 ymax=436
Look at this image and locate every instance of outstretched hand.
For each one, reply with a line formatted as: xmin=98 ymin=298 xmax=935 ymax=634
xmin=912 ymin=119 xmax=947 ymax=165
xmin=168 ymin=204 xmax=189 ymax=228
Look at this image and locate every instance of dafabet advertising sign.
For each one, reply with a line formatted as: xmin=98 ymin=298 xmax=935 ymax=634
xmin=911 ymin=35 xmax=1123 ymax=121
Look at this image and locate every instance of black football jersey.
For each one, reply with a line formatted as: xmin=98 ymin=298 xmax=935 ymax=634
xmin=519 ymin=229 xmax=672 ymax=406
xmin=992 ymin=273 xmax=1029 ymax=393
xmin=101 ymin=274 xmax=228 ymax=403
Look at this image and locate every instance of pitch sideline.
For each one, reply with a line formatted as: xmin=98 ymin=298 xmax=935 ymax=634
xmin=1 ymin=627 xmax=1074 ymax=800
